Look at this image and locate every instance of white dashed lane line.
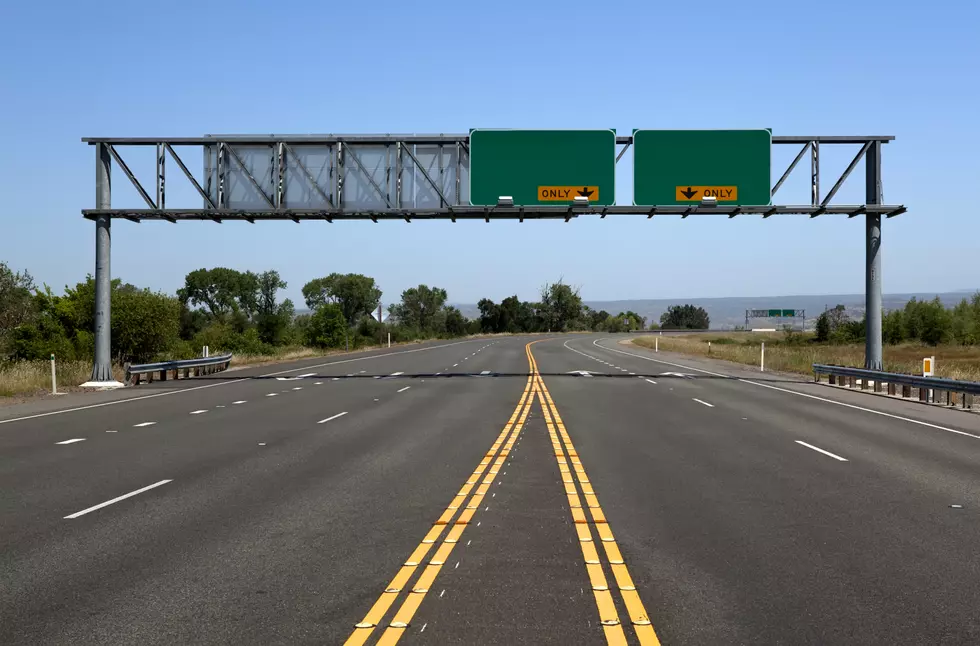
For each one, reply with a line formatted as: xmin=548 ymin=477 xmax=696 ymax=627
xmin=796 ymin=441 xmax=848 ymax=462
xmin=189 ymin=410 xmax=208 ymax=415
xmin=397 ymin=386 xmax=411 ymax=393
xmin=692 ymin=398 xmax=714 ymax=408
xmin=266 ymin=393 xmax=278 ymax=397
xmin=133 ymin=422 xmax=156 ymax=427
xmin=64 ymin=480 xmax=172 ymax=520
xmin=56 ymin=438 xmax=86 ymax=445
xmin=317 ymin=412 xmax=348 ymax=424
xmin=233 ymin=400 xmax=246 ymax=404
xmin=645 ymin=379 xmax=658 ymax=385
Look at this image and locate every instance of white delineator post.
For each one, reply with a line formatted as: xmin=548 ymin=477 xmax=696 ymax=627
xmin=655 ymin=337 xmax=659 ymax=352
xmin=50 ymin=354 xmax=57 ymax=394
xmin=388 ymin=333 xmax=391 ymax=348
xmin=760 ymin=342 xmax=765 ymax=372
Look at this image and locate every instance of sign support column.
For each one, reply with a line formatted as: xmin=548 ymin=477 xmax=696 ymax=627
xmin=84 ymin=143 xmax=122 ymax=387
xmin=865 ymin=141 xmax=883 ymax=370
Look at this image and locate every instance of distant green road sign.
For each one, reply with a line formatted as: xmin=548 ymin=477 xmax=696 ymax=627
xmin=632 ymin=130 xmax=771 ymax=206
xmin=469 ymin=129 xmax=616 ymax=206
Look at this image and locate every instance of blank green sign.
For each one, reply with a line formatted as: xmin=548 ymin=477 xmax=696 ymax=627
xmin=632 ymin=130 xmax=771 ymax=206
xmin=469 ymin=129 xmax=616 ymax=206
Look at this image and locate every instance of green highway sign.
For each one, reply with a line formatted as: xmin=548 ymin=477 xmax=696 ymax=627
xmin=469 ymin=129 xmax=616 ymax=206
xmin=748 ymin=309 xmax=803 ymax=318
xmin=632 ymin=129 xmax=771 ymax=206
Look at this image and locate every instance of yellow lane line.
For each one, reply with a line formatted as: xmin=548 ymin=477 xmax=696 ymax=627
xmin=375 ymin=386 xmax=535 ymax=645
xmin=344 ymin=375 xmax=535 ymax=646
xmin=528 ymin=344 xmax=662 ymax=646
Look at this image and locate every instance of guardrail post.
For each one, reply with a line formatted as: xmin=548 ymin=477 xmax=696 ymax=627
xmin=902 ymin=384 xmax=911 ymax=398
xmin=888 ymin=382 xmax=896 ymax=396
xmin=874 ymin=379 xmax=882 ymax=393
xmin=965 ymin=393 xmax=973 ymax=409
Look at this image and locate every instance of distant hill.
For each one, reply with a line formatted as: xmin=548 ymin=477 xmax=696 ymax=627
xmin=450 ymin=291 xmax=978 ymax=331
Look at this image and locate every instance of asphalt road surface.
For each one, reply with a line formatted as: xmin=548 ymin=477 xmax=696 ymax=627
xmin=3 ymin=335 xmax=979 ymax=645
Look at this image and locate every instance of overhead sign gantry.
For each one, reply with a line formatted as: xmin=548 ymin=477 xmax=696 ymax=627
xmin=80 ymin=130 xmax=904 ymax=385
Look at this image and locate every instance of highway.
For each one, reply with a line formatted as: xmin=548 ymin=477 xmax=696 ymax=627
xmin=2 ymin=335 xmax=980 ymax=645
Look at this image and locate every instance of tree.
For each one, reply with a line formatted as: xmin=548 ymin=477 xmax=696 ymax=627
xmin=539 ymin=280 xmax=583 ymax=332
xmin=254 ymin=270 xmax=294 ymax=345
xmin=306 ymin=303 xmax=346 ymax=348
xmin=478 ymin=298 xmax=501 ymax=333
xmin=112 ymin=287 xmax=182 ymax=362
xmin=177 ymin=268 xmax=259 ymax=319
xmin=815 ymin=311 xmax=831 ymax=342
xmin=620 ymin=311 xmax=646 ymax=331
xmin=0 ymin=262 xmax=37 ymax=358
xmin=302 ymin=273 xmax=382 ymax=325
xmin=882 ymin=309 xmax=904 ymax=344
xmin=660 ymin=304 xmax=710 ymax=330
xmin=444 ymin=306 xmax=468 ymax=337
xmin=390 ymin=285 xmax=448 ymax=332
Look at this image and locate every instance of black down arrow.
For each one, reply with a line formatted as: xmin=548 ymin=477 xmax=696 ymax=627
xmin=577 ymin=187 xmax=595 ymax=198
xmin=681 ymin=186 xmax=698 ymax=199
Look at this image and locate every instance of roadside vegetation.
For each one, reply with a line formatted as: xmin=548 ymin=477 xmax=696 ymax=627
xmin=1 ymin=263 xmax=647 ymax=398
xmin=632 ymin=295 xmax=980 ymax=381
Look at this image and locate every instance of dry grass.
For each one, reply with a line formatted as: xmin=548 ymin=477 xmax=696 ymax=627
xmin=0 ymin=360 xmax=126 ymax=398
xmin=0 ymin=337 xmax=467 ymax=400
xmin=631 ymin=332 xmax=980 ymax=382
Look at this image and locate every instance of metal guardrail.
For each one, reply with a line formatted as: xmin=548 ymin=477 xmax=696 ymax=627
xmin=125 ymin=353 xmax=233 ymax=385
xmin=813 ymin=364 xmax=979 ymax=409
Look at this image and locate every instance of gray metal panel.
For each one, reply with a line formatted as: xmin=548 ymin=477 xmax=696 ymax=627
xmin=224 ymin=144 xmax=276 ymax=210
xmin=398 ymin=145 xmax=469 ymax=208
xmin=343 ymin=144 xmax=391 ymax=210
xmin=283 ymin=144 xmax=334 ymax=208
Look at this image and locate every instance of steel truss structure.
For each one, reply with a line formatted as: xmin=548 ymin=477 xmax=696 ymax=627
xmin=82 ymin=134 xmax=905 ymax=221
xmin=81 ymin=133 xmax=904 ymax=384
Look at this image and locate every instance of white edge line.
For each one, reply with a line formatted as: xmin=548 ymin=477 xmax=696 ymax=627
xmin=587 ymin=338 xmax=980 ymax=441
xmin=397 ymin=386 xmax=411 ymax=393
xmin=692 ymin=398 xmax=715 ymax=408
xmin=0 ymin=339 xmax=484 ymax=427
xmin=298 ymin=373 xmax=316 ymax=378
xmin=796 ymin=440 xmax=848 ymax=462
xmin=56 ymin=438 xmax=86 ymax=444
xmin=390 ymin=371 xmax=404 ymax=376
xmin=64 ymin=480 xmax=172 ymax=519
xmin=317 ymin=411 xmax=348 ymax=424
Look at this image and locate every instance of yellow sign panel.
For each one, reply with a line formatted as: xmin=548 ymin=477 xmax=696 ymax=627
xmin=674 ymin=185 xmax=739 ymax=201
xmin=537 ymin=186 xmax=599 ymax=202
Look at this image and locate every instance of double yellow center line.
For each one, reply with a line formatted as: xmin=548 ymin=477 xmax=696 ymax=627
xmin=345 ymin=341 xmax=661 ymax=645
xmin=345 ymin=371 xmax=536 ymax=646
xmin=527 ymin=343 xmax=661 ymax=646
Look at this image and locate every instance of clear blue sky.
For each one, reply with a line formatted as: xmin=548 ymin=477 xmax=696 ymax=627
xmin=2 ymin=0 xmax=977 ymax=308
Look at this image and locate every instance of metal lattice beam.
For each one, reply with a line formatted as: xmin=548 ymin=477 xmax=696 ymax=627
xmin=82 ymin=133 xmax=904 ymax=223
